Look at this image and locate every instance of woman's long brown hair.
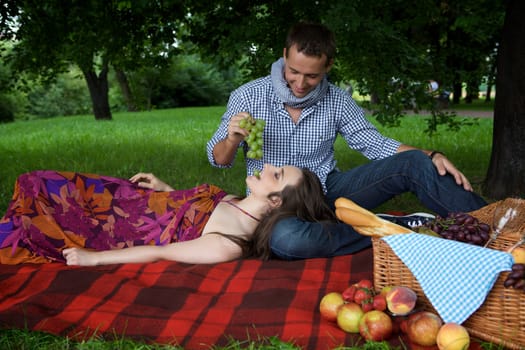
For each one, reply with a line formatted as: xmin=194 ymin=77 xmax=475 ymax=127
xmin=249 ymin=168 xmax=337 ymax=260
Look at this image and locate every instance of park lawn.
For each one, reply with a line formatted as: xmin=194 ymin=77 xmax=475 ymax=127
xmin=0 ymin=105 xmax=494 ymax=349
xmin=0 ymin=105 xmax=493 ymax=215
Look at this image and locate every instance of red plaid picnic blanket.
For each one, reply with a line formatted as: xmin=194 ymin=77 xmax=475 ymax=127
xmin=0 ymin=248 xmax=375 ymax=349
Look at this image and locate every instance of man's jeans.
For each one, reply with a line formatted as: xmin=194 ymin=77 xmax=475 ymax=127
xmin=270 ymin=150 xmax=487 ymax=260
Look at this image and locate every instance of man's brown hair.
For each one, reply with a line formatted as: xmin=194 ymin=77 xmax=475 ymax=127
xmin=285 ymin=22 xmax=335 ymax=66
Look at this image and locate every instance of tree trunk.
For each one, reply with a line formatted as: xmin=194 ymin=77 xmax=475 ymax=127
xmin=465 ymin=79 xmax=480 ymax=103
xmin=452 ymin=82 xmax=462 ymax=104
xmin=114 ymin=68 xmax=137 ymax=112
xmin=82 ymin=64 xmax=112 ymax=120
xmin=485 ymin=84 xmax=493 ymax=102
xmin=483 ymin=0 xmax=525 ymax=199
xmin=485 ymin=59 xmax=497 ymax=102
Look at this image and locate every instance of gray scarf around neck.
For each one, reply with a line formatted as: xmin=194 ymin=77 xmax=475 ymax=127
xmin=270 ymin=57 xmax=329 ymax=109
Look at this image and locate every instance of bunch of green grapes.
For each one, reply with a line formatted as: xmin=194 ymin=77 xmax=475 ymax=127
xmin=239 ymin=114 xmax=266 ymax=160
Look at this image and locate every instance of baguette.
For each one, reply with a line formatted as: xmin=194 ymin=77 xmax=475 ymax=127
xmin=334 ymin=197 xmax=412 ymax=237
xmin=335 ymin=197 xmax=378 ymax=221
xmin=335 ymin=207 xmax=383 ymax=227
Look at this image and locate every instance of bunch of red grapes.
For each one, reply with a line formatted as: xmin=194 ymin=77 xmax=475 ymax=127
xmin=423 ymin=212 xmax=525 ymax=293
xmin=503 ymin=263 xmax=525 ymax=292
xmin=423 ymin=212 xmax=490 ymax=246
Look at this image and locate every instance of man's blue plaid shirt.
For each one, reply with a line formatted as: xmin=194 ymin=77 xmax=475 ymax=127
xmin=207 ymin=76 xmax=401 ymax=193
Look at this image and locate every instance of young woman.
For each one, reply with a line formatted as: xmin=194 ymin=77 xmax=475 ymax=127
xmin=0 ymin=164 xmax=336 ymax=265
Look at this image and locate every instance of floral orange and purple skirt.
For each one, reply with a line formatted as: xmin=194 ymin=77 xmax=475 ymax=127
xmin=0 ymin=171 xmax=227 ymax=264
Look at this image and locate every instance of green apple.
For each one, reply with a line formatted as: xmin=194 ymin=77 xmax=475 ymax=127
xmin=337 ymin=302 xmax=364 ymax=333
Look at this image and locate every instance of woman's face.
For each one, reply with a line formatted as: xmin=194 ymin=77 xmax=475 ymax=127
xmin=283 ymin=44 xmax=332 ymax=98
xmin=246 ymin=164 xmax=302 ymax=200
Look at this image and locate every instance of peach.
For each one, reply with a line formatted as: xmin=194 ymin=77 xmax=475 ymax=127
xmin=406 ymin=311 xmax=443 ymax=346
xmin=319 ymin=292 xmax=345 ymax=322
xmin=385 ymin=286 xmax=417 ymax=315
xmin=436 ymin=322 xmax=470 ymax=350
xmin=337 ymin=302 xmax=364 ymax=333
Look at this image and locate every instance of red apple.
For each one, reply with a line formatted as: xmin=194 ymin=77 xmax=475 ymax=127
xmin=391 ymin=315 xmax=407 ymax=334
xmin=319 ymin=292 xmax=345 ymax=322
xmin=358 ymin=310 xmax=393 ymax=341
xmin=397 ymin=316 xmax=409 ymax=333
xmin=385 ymin=286 xmax=417 ymax=315
xmin=436 ymin=322 xmax=470 ymax=350
xmin=406 ymin=311 xmax=443 ymax=346
xmin=372 ymin=294 xmax=387 ymax=311
xmin=337 ymin=302 xmax=364 ymax=333
xmin=342 ymin=284 xmax=358 ymax=302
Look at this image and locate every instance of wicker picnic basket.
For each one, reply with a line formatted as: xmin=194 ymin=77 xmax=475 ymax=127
xmin=373 ymin=198 xmax=525 ymax=349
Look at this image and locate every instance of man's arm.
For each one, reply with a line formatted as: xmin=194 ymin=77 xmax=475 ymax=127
xmin=396 ymin=144 xmax=473 ymax=191
xmin=212 ymin=112 xmax=251 ymax=165
xmin=206 ymin=101 xmax=251 ymax=167
xmin=212 ymin=138 xmax=242 ymax=165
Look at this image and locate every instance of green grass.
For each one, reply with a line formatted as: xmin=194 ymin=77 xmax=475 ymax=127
xmin=0 ymin=107 xmax=247 ymax=214
xmin=0 ymin=329 xmax=403 ymax=350
xmin=0 ymin=106 xmax=495 ymax=349
xmin=0 ymin=106 xmax=494 ymax=214
xmin=450 ymin=98 xmax=495 ymax=111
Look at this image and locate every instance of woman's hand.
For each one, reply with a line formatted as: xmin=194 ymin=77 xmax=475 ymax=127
xmin=63 ymin=247 xmax=97 ymax=266
xmin=129 ymin=173 xmax=174 ymax=192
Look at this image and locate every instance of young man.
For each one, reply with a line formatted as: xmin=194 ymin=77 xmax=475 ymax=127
xmin=207 ymin=22 xmax=487 ymax=260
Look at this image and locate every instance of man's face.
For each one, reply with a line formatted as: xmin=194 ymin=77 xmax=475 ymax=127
xmin=283 ymin=44 xmax=333 ymax=98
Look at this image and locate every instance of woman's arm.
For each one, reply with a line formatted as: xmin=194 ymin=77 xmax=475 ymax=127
xmin=62 ymin=234 xmax=243 ymax=266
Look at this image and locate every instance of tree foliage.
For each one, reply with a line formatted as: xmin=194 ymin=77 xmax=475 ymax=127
xmin=186 ymin=0 xmax=504 ymax=133
xmin=127 ymin=54 xmax=239 ymax=110
xmin=1 ymin=0 xmax=523 ymax=198
xmin=3 ymin=0 xmax=185 ymax=120
xmin=2 ymin=0 xmax=505 ymax=124
xmin=185 ymin=0 xmax=522 ymax=199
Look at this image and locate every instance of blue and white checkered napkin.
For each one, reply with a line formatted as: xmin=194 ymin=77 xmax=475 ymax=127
xmin=382 ymin=233 xmax=514 ymax=324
